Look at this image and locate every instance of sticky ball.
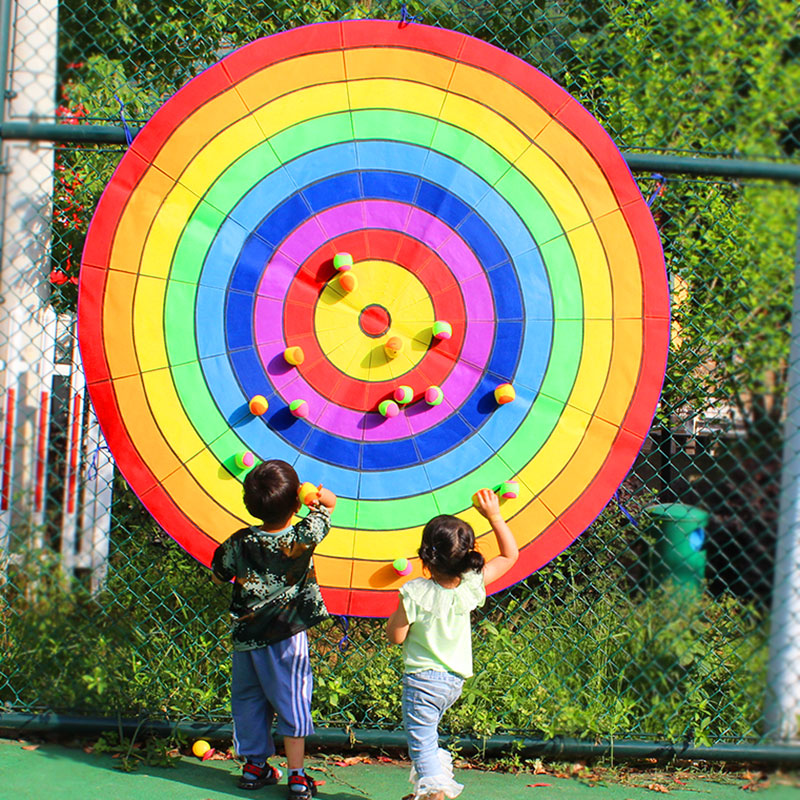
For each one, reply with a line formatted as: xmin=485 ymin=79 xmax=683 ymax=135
xmin=289 ymin=399 xmax=309 ymax=418
xmin=333 ymin=252 xmax=353 ymax=271
xmin=432 ymin=320 xmax=452 ymax=340
xmin=494 ymin=383 xmax=516 ymax=405
xmin=339 ymin=271 xmax=358 ymax=292
xmin=378 ymin=399 xmax=400 ymax=418
xmin=394 ymin=385 xmax=414 ymax=404
xmin=298 ymin=481 xmax=319 ymax=506
xmin=284 ymin=346 xmax=305 ymax=366
xmin=424 ymin=385 xmax=444 ymax=406
xmin=192 ymin=739 xmax=212 ymax=758
xmin=384 ymin=336 xmax=403 ymax=359
xmin=235 ymin=451 xmax=255 ymax=470
xmin=496 ymin=480 xmax=520 ymax=499
xmin=393 ymin=557 xmax=413 ymax=576
xmin=248 ymin=395 xmax=269 ymax=416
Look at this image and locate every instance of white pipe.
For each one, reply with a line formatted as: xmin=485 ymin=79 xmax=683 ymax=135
xmin=766 ymin=194 xmax=800 ymax=741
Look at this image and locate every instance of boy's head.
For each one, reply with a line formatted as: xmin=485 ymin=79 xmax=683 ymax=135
xmin=243 ymin=460 xmax=300 ymax=526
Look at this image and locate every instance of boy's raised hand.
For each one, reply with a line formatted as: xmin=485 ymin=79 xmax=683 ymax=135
xmin=474 ymin=487 xmax=501 ymax=519
xmin=313 ymin=484 xmax=337 ymax=511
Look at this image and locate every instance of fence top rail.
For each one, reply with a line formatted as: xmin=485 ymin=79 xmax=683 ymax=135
xmin=1 ymin=121 xmax=799 ymax=183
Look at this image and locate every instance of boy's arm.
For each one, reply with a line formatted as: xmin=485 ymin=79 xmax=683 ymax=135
xmin=474 ymin=488 xmax=519 ymax=586
xmin=293 ymin=486 xmax=337 ymax=545
xmin=386 ymin=597 xmax=410 ymax=644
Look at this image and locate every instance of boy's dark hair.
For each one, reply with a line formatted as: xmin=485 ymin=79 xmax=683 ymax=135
xmin=418 ymin=514 xmax=485 ymax=577
xmin=243 ymin=460 xmax=300 ymax=525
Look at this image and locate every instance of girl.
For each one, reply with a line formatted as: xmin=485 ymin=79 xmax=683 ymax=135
xmin=386 ymin=488 xmax=519 ymax=800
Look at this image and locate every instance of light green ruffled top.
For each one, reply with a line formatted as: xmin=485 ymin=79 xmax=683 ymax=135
xmin=399 ymin=570 xmax=486 ymax=678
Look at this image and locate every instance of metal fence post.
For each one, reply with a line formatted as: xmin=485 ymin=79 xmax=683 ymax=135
xmin=766 ymin=192 xmax=800 ymax=742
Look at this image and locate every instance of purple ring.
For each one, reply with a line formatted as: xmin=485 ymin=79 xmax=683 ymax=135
xmin=252 ymin=200 xmax=494 ymax=442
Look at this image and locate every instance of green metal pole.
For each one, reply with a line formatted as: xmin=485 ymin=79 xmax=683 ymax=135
xmin=1 ymin=713 xmax=800 ymax=766
xmin=1 ymin=121 xmax=800 ymax=183
xmin=0 ymin=0 xmax=12 ymax=127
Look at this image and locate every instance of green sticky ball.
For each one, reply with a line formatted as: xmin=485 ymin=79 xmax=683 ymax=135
xmin=333 ymin=252 xmax=353 ymax=271
xmin=432 ymin=320 xmax=452 ymax=340
xmin=393 ymin=558 xmax=412 ymax=576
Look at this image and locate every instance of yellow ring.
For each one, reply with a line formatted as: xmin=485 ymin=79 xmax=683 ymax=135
xmin=314 ymin=259 xmax=435 ymax=381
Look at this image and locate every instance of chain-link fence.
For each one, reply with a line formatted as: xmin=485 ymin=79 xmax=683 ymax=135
xmin=1 ymin=0 xmax=799 ymax=751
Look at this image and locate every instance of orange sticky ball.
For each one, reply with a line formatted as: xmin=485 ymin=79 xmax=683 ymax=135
xmin=298 ymin=482 xmax=319 ymax=506
xmin=249 ymin=395 xmax=269 ymax=415
xmin=284 ymin=346 xmax=305 ymax=366
xmin=384 ymin=336 xmax=403 ymax=359
xmin=339 ymin=272 xmax=358 ymax=292
xmin=494 ymin=383 xmax=516 ymax=405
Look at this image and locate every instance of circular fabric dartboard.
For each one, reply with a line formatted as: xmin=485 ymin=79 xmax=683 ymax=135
xmin=78 ymin=20 xmax=669 ymax=617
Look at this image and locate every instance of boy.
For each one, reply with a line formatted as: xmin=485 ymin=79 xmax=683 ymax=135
xmin=212 ymin=459 xmax=336 ymax=798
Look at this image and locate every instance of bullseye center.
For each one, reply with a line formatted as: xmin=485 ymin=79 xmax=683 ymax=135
xmin=359 ymin=304 xmax=392 ymax=338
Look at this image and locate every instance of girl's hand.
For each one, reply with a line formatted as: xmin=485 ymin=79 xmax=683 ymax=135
xmin=474 ymin=488 xmax=501 ymax=519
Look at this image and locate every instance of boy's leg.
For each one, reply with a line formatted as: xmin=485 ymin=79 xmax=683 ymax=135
xmin=283 ymin=735 xmax=305 ymax=771
xmin=231 ymin=650 xmax=277 ymax=762
xmin=252 ymin=632 xmax=316 ymax=797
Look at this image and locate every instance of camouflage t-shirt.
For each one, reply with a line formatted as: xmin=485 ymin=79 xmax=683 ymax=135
xmin=211 ymin=506 xmax=331 ymax=650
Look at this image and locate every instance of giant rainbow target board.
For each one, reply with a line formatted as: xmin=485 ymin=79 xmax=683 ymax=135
xmin=78 ymin=20 xmax=669 ymax=617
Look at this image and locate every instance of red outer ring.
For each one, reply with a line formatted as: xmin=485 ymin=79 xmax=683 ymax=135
xmin=280 ymin=229 xmax=469 ymax=412
xmin=78 ymin=20 xmax=669 ymax=618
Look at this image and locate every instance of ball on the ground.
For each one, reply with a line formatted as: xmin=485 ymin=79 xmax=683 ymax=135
xmin=333 ymin=252 xmax=353 ymax=271
xmin=378 ymin=399 xmax=400 ymax=418
xmin=424 ymin=385 xmax=444 ymax=406
xmin=192 ymin=740 xmax=211 ymax=758
xmin=384 ymin=336 xmax=403 ymax=359
xmin=393 ymin=558 xmax=413 ymax=576
xmin=432 ymin=320 xmax=452 ymax=340
xmin=248 ymin=395 xmax=269 ymax=415
xmin=394 ymin=385 xmax=414 ymax=404
xmin=290 ymin=399 xmax=309 ymax=418
xmin=494 ymin=383 xmax=515 ymax=405
xmin=235 ymin=451 xmax=255 ymax=470
xmin=298 ymin=482 xmax=319 ymax=506
xmin=284 ymin=346 xmax=305 ymax=366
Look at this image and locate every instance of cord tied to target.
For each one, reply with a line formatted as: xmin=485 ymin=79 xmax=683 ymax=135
xmin=399 ymin=2 xmax=423 ymax=25
xmin=113 ymin=92 xmax=135 ymax=147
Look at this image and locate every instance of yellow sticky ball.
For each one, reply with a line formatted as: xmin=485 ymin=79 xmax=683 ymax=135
xmin=192 ymin=739 xmax=211 ymax=758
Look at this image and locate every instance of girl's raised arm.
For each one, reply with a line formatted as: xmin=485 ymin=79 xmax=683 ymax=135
xmin=474 ymin=488 xmax=519 ymax=586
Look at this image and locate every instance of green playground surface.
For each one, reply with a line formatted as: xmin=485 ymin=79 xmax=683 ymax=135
xmin=1 ymin=737 xmax=799 ymax=800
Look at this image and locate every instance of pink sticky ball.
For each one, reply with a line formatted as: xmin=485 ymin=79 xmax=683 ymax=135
xmin=379 ymin=399 xmax=400 ymax=418
xmin=290 ymin=399 xmax=309 ymax=418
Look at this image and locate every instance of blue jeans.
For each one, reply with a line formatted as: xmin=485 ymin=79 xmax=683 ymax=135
xmin=402 ymin=670 xmax=464 ymax=777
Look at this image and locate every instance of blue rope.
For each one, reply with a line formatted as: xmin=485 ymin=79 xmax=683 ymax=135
xmin=646 ymin=173 xmax=667 ymax=207
xmin=86 ymin=442 xmax=111 ymax=481
xmin=114 ymin=93 xmax=134 ymax=147
xmin=614 ymin=491 xmax=639 ymax=528
xmin=333 ymin=615 xmax=350 ymax=652
xmin=400 ymin=3 xmax=423 ymax=24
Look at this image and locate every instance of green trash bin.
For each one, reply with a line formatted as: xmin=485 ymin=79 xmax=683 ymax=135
xmin=648 ymin=503 xmax=709 ymax=591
